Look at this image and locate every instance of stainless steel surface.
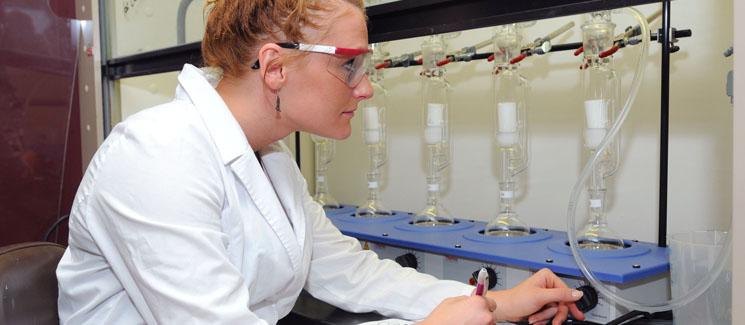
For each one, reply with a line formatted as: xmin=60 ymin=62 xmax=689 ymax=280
xmin=285 ymin=290 xmax=385 ymax=325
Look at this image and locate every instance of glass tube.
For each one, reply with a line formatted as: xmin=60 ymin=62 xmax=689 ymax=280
xmin=311 ymin=135 xmax=341 ymax=209
xmin=356 ymin=43 xmax=393 ymax=217
xmin=413 ymin=35 xmax=455 ymax=227
xmin=484 ymin=24 xmax=532 ymax=237
xmin=576 ymin=11 xmax=625 ymax=250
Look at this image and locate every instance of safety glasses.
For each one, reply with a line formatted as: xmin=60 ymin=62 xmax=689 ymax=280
xmin=251 ymin=42 xmax=371 ymax=87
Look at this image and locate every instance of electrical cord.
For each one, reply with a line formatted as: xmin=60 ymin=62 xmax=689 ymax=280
xmin=43 ymin=214 xmax=70 ymax=243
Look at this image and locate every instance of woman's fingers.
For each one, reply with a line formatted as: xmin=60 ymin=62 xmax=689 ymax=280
xmin=526 ymin=305 xmax=557 ymax=324
xmin=568 ymin=301 xmax=585 ymax=320
xmin=551 ymin=303 xmax=569 ymax=325
xmin=483 ymin=296 xmax=497 ymax=312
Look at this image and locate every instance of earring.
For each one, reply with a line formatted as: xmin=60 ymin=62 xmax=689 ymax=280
xmin=275 ymin=96 xmax=281 ymax=112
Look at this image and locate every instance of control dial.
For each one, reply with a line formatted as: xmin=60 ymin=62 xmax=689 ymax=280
xmin=574 ymin=285 xmax=599 ymax=312
xmin=471 ymin=267 xmax=498 ymax=290
xmin=394 ymin=253 xmax=419 ymax=269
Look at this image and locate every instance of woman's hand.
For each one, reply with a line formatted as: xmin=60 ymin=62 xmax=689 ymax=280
xmin=419 ymin=295 xmax=497 ymax=325
xmin=486 ymin=268 xmax=585 ymax=325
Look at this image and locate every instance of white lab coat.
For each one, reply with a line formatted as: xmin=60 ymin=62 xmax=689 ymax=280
xmin=56 ymin=64 xmax=472 ymax=325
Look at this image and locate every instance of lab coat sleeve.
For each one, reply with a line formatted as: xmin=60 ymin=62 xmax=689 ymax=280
xmin=301 ymin=190 xmax=473 ymax=320
xmin=82 ymin=117 xmax=268 ymax=325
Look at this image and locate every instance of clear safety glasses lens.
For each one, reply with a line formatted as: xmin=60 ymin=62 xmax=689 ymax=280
xmin=326 ymin=52 xmax=370 ymax=87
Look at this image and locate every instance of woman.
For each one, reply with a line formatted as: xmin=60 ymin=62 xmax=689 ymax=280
xmin=56 ymin=0 xmax=585 ymax=324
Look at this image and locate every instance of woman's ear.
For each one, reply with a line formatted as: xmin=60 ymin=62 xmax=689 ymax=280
xmin=257 ymin=43 xmax=286 ymax=90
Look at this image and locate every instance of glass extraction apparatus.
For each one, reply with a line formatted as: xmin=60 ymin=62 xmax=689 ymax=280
xmin=311 ymin=135 xmax=341 ymax=209
xmin=484 ymin=24 xmax=532 ymax=237
xmin=412 ymin=34 xmax=456 ymax=227
xmin=355 ymin=43 xmax=393 ymax=217
xmin=577 ymin=11 xmax=625 ymax=250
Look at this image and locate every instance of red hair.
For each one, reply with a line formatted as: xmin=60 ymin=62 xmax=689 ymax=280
xmin=202 ymin=0 xmax=365 ymax=77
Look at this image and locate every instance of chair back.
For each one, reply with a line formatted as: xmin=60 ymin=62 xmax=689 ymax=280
xmin=0 ymin=242 xmax=65 ymax=325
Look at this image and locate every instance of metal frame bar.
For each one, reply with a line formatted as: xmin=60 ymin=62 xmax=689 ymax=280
xmin=99 ymin=0 xmax=112 ymax=137
xmin=106 ymin=42 xmax=202 ymax=80
xmin=365 ymin=0 xmax=659 ymax=43
xmin=658 ymin=0 xmax=671 ymax=247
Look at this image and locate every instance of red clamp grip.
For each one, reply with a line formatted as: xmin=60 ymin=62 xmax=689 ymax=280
xmin=437 ymin=58 xmax=452 ymax=67
xmin=574 ymin=47 xmax=584 ymax=56
xmin=509 ymin=53 xmax=527 ymax=65
xmin=598 ymin=45 xmax=620 ymax=59
xmin=487 ymin=54 xmax=495 ymax=62
xmin=375 ymin=61 xmax=391 ymax=69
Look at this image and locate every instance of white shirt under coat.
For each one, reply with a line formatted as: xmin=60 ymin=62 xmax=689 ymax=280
xmin=56 ymin=64 xmax=472 ymax=324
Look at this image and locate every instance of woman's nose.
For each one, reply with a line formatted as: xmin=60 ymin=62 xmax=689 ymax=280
xmin=353 ymin=74 xmax=374 ymax=100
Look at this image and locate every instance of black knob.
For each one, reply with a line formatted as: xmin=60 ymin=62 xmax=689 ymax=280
xmin=471 ymin=267 xmax=498 ymax=290
xmin=574 ymin=285 xmax=599 ymax=313
xmin=395 ymin=253 xmax=418 ymax=269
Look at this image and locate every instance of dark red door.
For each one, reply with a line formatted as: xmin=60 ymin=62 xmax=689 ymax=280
xmin=1 ymin=0 xmax=82 ymax=246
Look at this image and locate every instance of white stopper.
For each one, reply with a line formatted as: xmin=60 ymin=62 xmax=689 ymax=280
xmin=363 ymin=106 xmax=382 ymax=144
xmin=425 ymin=126 xmax=444 ymax=145
xmin=364 ymin=130 xmax=382 ymax=145
xmin=496 ymin=132 xmax=519 ymax=146
xmin=364 ymin=106 xmax=381 ymax=129
xmin=584 ymin=99 xmax=609 ymax=149
xmin=584 ymin=128 xmax=607 ymax=149
xmin=426 ymin=103 xmax=445 ymax=127
xmin=425 ymin=103 xmax=445 ymax=144
xmin=497 ymin=102 xmax=518 ymax=133
xmin=584 ymin=99 xmax=608 ymax=129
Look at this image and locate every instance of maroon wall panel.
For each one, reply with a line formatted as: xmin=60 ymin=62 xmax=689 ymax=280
xmin=0 ymin=0 xmax=81 ymax=246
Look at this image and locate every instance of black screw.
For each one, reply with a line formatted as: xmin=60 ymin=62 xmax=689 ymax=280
xmin=382 ymin=233 xmax=389 ymax=237
xmin=454 ymin=244 xmax=462 ymax=248
xmin=632 ymin=264 xmax=641 ymax=269
xmin=546 ymin=259 xmax=554 ymax=263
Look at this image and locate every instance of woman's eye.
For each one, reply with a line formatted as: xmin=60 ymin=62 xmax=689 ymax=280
xmin=342 ymin=59 xmax=355 ymax=70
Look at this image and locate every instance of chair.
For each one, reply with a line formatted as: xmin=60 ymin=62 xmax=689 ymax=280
xmin=0 ymin=242 xmax=66 ymax=325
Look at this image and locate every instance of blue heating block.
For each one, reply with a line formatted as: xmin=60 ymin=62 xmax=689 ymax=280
xmin=325 ymin=206 xmax=670 ymax=285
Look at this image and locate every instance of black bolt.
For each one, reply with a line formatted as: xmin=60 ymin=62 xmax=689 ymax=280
xmin=382 ymin=233 xmax=388 ymax=237
xmin=633 ymin=264 xmax=641 ymax=269
xmin=545 ymin=259 xmax=554 ymax=263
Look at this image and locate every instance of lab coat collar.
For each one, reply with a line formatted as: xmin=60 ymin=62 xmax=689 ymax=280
xmin=176 ymin=64 xmax=248 ymax=165
xmin=259 ymin=143 xmax=307 ymax=251
xmin=230 ymin=152 xmax=303 ymax=272
xmin=176 ymin=64 xmax=304 ymax=272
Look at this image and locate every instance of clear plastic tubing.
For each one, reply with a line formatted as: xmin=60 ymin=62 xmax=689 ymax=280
xmin=566 ymin=7 xmax=732 ymax=312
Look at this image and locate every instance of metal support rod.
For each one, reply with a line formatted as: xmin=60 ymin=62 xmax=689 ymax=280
xmin=99 ymin=0 xmax=112 ymax=137
xmin=658 ymin=0 xmax=671 ymax=248
xmin=381 ymin=29 xmax=690 ymax=68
